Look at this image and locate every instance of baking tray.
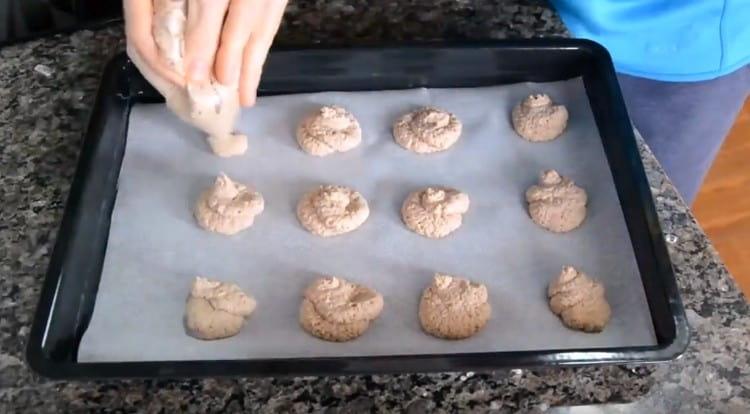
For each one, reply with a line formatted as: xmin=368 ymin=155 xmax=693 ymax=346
xmin=79 ymin=80 xmax=658 ymax=362
xmin=27 ymin=40 xmax=689 ymax=379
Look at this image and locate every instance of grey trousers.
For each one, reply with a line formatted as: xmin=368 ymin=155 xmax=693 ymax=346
xmin=617 ymin=66 xmax=750 ymax=204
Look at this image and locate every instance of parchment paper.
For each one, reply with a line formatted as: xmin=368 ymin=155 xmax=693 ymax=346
xmin=78 ymin=79 xmax=657 ymax=362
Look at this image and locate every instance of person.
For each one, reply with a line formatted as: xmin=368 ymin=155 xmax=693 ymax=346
xmin=549 ymin=0 xmax=750 ymax=204
xmin=125 ymin=0 xmax=750 ymax=203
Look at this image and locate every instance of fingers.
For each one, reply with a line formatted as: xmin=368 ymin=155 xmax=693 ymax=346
xmin=127 ymin=0 xmax=284 ymax=104
xmin=239 ymin=0 xmax=287 ymax=106
xmin=184 ymin=0 xmax=231 ymax=82
xmin=215 ymin=0 xmax=263 ymax=86
xmin=124 ymin=0 xmax=184 ymax=87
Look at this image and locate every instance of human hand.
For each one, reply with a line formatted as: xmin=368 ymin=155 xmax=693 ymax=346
xmin=124 ymin=0 xmax=186 ymax=88
xmin=125 ymin=0 xmax=287 ymax=107
xmin=185 ymin=0 xmax=287 ymax=106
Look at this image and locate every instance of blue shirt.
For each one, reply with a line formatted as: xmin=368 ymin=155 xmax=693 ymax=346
xmin=549 ymin=0 xmax=750 ymax=82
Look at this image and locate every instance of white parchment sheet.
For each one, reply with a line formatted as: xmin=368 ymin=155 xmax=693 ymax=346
xmin=78 ymin=79 xmax=657 ymax=362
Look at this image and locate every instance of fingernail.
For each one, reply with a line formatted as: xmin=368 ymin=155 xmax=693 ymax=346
xmin=188 ymin=59 xmax=209 ymax=82
xmin=241 ymin=97 xmax=255 ymax=107
xmin=241 ymin=92 xmax=256 ymax=107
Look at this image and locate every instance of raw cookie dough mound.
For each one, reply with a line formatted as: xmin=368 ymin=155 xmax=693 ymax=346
xmin=185 ymin=277 xmax=256 ymax=340
xmin=299 ymin=276 xmax=384 ymax=342
xmin=525 ymin=170 xmax=587 ymax=233
xmin=547 ymin=266 xmax=611 ymax=332
xmin=194 ymin=173 xmax=265 ymax=235
xmin=401 ymin=187 xmax=470 ymax=238
xmin=511 ymin=93 xmax=569 ymax=142
xmin=419 ymin=273 xmax=491 ymax=340
xmin=393 ymin=107 xmax=462 ymax=153
xmin=296 ymin=185 xmax=369 ymax=237
xmin=296 ymin=105 xmax=362 ymax=156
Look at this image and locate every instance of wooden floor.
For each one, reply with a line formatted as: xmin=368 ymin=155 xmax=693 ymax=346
xmin=694 ymin=99 xmax=750 ymax=297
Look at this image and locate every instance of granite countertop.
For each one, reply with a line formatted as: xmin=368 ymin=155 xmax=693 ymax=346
xmin=1 ymin=1 xmax=749 ymax=412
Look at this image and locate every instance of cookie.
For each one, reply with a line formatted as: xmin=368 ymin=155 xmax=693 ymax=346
xmin=184 ymin=277 xmax=256 ymax=340
xmin=194 ymin=173 xmax=265 ymax=235
xmin=401 ymin=187 xmax=470 ymax=238
xmin=393 ymin=107 xmax=462 ymax=153
xmin=296 ymin=105 xmax=362 ymax=156
xmin=296 ymin=185 xmax=369 ymax=237
xmin=419 ymin=273 xmax=491 ymax=340
xmin=299 ymin=276 xmax=384 ymax=342
xmin=548 ymin=266 xmax=611 ymax=333
xmin=511 ymin=93 xmax=568 ymax=142
xmin=525 ymin=170 xmax=587 ymax=233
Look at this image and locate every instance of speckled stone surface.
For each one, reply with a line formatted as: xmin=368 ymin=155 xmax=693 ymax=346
xmin=1 ymin=1 xmax=748 ymax=413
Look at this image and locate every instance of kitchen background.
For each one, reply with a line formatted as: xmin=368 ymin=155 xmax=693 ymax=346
xmin=695 ymin=106 xmax=750 ymax=297
xmin=0 ymin=0 xmax=120 ymax=45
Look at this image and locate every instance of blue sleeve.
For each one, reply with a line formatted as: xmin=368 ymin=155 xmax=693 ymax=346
xmin=549 ymin=0 xmax=750 ymax=82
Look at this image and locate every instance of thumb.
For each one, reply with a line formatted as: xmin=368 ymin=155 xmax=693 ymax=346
xmin=184 ymin=0 xmax=230 ymax=82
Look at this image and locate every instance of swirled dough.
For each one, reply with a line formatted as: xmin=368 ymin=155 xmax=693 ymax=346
xmin=194 ymin=173 xmax=265 ymax=235
xmin=511 ymin=93 xmax=569 ymax=142
xmin=393 ymin=107 xmax=462 ymax=153
xmin=185 ymin=277 xmax=256 ymax=340
xmin=401 ymin=187 xmax=470 ymax=238
xmin=299 ymin=276 xmax=384 ymax=342
xmin=548 ymin=266 xmax=611 ymax=333
xmin=296 ymin=105 xmax=362 ymax=156
xmin=129 ymin=0 xmax=247 ymax=158
xmin=525 ymin=170 xmax=587 ymax=233
xmin=419 ymin=273 xmax=491 ymax=340
xmin=296 ymin=185 xmax=369 ymax=237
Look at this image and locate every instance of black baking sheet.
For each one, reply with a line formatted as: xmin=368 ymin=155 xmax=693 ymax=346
xmin=27 ymin=41 xmax=689 ymax=379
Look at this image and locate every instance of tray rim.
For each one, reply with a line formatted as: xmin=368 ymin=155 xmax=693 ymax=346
xmin=26 ymin=39 xmax=690 ymax=379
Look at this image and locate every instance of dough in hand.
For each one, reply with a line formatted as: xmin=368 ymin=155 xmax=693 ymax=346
xmin=402 ymin=187 xmax=470 ymax=238
xmin=296 ymin=105 xmax=362 ymax=156
xmin=548 ymin=266 xmax=611 ymax=332
xmin=511 ymin=93 xmax=568 ymax=142
xmin=194 ymin=173 xmax=265 ymax=235
xmin=297 ymin=185 xmax=369 ymax=237
xmin=419 ymin=273 xmax=491 ymax=340
xmin=526 ymin=170 xmax=587 ymax=233
xmin=130 ymin=0 xmax=247 ymax=158
xmin=185 ymin=277 xmax=256 ymax=340
xmin=187 ymin=82 xmax=248 ymax=158
xmin=393 ymin=107 xmax=462 ymax=153
xmin=299 ymin=276 xmax=384 ymax=342
xmin=206 ymin=134 xmax=248 ymax=158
